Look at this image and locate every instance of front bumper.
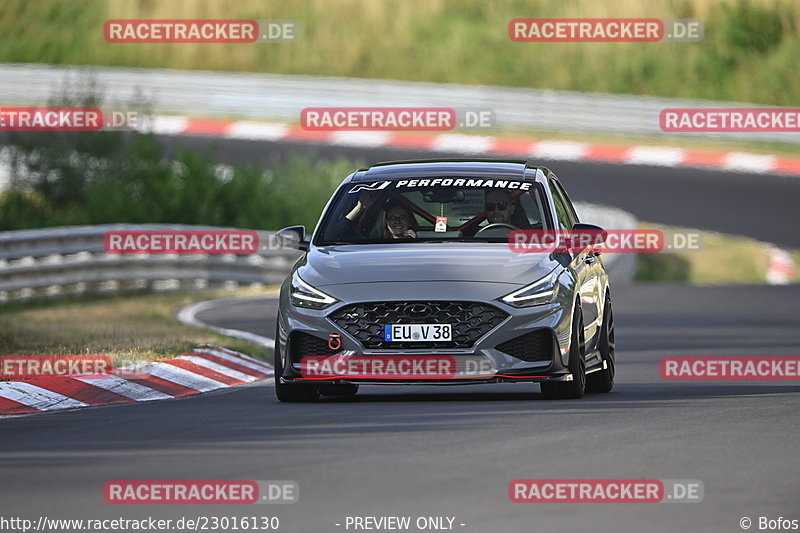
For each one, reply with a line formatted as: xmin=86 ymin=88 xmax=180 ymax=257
xmin=277 ymin=281 xmax=577 ymax=386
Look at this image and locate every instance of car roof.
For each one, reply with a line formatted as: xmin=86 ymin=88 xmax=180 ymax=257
xmin=350 ymin=159 xmax=551 ymax=182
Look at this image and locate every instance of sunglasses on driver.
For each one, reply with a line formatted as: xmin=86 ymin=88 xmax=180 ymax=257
xmin=484 ymin=201 xmax=509 ymax=212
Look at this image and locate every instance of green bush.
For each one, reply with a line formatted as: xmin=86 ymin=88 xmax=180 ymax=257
xmin=0 ymin=79 xmax=362 ymax=232
xmin=1 ymin=131 xmax=361 ymax=231
xmin=721 ymin=0 xmax=784 ymax=55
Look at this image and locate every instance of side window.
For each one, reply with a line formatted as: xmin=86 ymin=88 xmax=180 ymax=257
xmin=518 ymin=192 xmax=546 ymax=229
xmin=548 ymin=180 xmax=572 ymax=230
xmin=551 ymin=179 xmax=579 ymax=225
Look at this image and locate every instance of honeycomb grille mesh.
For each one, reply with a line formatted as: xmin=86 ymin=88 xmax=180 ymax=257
xmin=495 ymin=329 xmax=553 ymax=362
xmin=290 ymin=331 xmax=339 ymax=362
xmin=328 ymin=301 xmax=508 ymax=349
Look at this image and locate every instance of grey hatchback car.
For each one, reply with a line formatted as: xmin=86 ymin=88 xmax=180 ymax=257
xmin=274 ymin=159 xmax=615 ymax=401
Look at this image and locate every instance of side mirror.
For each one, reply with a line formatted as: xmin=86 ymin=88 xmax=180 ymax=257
xmin=276 ymin=225 xmax=310 ymax=251
xmin=570 ymin=223 xmax=607 ymax=253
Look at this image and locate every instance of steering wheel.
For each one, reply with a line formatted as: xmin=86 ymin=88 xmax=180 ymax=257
xmin=475 ymin=222 xmax=516 ymax=235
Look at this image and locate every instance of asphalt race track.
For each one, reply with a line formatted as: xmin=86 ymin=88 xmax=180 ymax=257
xmin=2 ymin=283 xmax=799 ymax=533
xmin=1 ymin=140 xmax=799 ymax=533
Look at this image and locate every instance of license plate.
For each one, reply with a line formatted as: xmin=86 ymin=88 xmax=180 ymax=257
xmin=384 ymin=324 xmax=452 ymax=342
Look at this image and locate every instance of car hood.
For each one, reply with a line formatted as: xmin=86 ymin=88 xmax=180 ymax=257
xmin=298 ymin=243 xmax=559 ymax=287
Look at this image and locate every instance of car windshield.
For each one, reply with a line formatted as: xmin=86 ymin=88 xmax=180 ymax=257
xmin=315 ymin=179 xmax=550 ymax=245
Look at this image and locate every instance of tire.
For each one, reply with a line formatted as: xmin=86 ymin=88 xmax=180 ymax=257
xmin=586 ymin=296 xmax=615 ymax=393
xmin=541 ymin=304 xmax=586 ymax=400
xmin=274 ymin=321 xmax=320 ymax=403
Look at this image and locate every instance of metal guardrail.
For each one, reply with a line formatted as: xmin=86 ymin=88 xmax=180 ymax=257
xmin=0 ymin=203 xmax=636 ymax=304
xmin=0 ymin=224 xmax=301 ymax=303
xmin=0 ymin=64 xmax=797 ymax=144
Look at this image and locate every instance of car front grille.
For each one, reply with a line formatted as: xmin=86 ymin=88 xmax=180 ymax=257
xmin=328 ymin=301 xmax=508 ymax=349
xmin=495 ymin=329 xmax=553 ymax=362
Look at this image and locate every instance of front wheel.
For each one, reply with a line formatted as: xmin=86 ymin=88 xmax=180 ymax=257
xmin=586 ymin=296 xmax=615 ymax=393
xmin=541 ymin=305 xmax=586 ymax=400
xmin=274 ymin=320 xmax=320 ymax=403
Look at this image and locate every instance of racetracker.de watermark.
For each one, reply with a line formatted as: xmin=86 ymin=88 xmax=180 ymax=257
xmin=509 ymin=18 xmax=703 ymax=42
xmin=104 ymin=230 xmax=260 ymax=254
xmin=660 ymin=357 xmax=800 ymax=380
xmin=300 ymin=107 xmax=496 ymax=131
xmin=508 ymin=229 xmax=702 ymax=253
xmin=509 ymin=479 xmax=703 ymax=503
xmin=660 ymin=108 xmax=800 ymax=132
xmin=0 ymin=107 xmax=140 ymax=132
xmin=0 ymin=355 xmax=111 ymax=379
xmin=301 ymin=107 xmax=454 ymax=131
xmin=300 ymin=355 xmax=460 ymax=380
xmin=104 ymin=19 xmax=297 ymax=43
xmin=104 ymin=480 xmax=298 ymax=504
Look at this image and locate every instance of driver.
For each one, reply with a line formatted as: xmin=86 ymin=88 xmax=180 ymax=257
xmin=484 ymin=189 xmax=516 ymax=225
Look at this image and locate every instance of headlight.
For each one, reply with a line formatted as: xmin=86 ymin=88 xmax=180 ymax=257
xmin=500 ymin=269 xmax=560 ymax=308
xmin=290 ymin=272 xmax=338 ymax=310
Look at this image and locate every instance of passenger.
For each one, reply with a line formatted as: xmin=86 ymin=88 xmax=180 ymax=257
xmin=384 ymin=203 xmax=417 ymax=239
xmin=344 ymin=191 xmax=377 ymax=223
xmin=326 ymin=191 xmax=378 ymax=240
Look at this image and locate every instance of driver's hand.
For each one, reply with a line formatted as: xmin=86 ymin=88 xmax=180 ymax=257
xmin=347 ymin=192 xmax=378 ymax=222
xmin=403 ymin=229 xmax=416 ymax=239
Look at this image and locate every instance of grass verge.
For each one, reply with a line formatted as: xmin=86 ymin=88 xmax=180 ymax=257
xmin=1 ymin=0 xmax=797 ymax=106
xmin=634 ymin=223 xmax=798 ymax=284
xmin=0 ymin=287 xmax=275 ymax=369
